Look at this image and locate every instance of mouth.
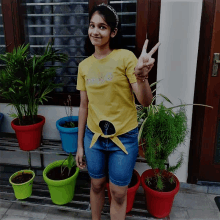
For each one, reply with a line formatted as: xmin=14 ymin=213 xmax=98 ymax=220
xmin=92 ymin=36 xmax=101 ymax=39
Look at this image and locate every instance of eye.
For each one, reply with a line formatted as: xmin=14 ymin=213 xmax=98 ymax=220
xmin=100 ymin=26 xmax=106 ymax=30
xmin=89 ymin=24 xmax=94 ymax=28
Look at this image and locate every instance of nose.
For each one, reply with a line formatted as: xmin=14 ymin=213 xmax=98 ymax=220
xmin=93 ymin=27 xmax=99 ymax=35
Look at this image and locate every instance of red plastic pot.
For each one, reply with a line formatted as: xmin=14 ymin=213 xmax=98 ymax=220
xmin=106 ymin=169 xmax=141 ymax=213
xmin=141 ymin=169 xmax=180 ymax=218
xmin=11 ymin=115 xmax=45 ymax=151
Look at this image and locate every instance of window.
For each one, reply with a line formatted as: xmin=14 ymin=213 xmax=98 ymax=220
xmin=21 ymin=0 xmax=138 ymax=106
xmin=110 ymin=0 xmax=136 ymax=54
xmin=23 ymin=0 xmax=89 ymax=95
xmin=0 ymin=0 xmax=157 ymax=106
xmin=0 ymin=4 xmax=6 ymax=67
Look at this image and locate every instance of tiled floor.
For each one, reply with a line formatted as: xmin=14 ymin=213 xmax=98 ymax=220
xmin=1 ymin=183 xmax=220 ymax=220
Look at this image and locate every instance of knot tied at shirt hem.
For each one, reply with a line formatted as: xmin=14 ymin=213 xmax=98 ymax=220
xmin=89 ymin=132 xmax=128 ymax=155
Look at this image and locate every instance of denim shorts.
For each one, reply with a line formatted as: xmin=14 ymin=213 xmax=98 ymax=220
xmin=83 ymin=122 xmax=139 ymax=186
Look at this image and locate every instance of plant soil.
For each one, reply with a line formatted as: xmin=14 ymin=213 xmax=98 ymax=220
xmin=61 ymin=121 xmax=78 ymax=128
xmin=11 ymin=173 xmax=33 ymax=184
xmin=107 ymin=171 xmax=138 ymax=188
xmin=46 ymin=166 xmax=76 ymax=180
xmin=145 ymin=176 xmax=176 ymax=192
xmin=14 ymin=117 xmax=43 ymax=126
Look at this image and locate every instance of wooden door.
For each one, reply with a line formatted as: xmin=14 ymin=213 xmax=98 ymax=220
xmin=198 ymin=0 xmax=220 ymax=182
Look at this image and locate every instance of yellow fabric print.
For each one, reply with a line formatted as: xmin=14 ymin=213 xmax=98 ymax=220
xmin=76 ymin=49 xmax=139 ymax=154
xmin=86 ymin=72 xmax=113 ymax=85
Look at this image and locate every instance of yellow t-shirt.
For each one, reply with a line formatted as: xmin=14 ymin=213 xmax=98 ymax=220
xmin=76 ymin=49 xmax=138 ymax=154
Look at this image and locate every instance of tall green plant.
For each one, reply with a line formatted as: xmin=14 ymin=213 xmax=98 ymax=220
xmin=0 ymin=39 xmax=68 ymax=125
xmin=136 ymin=79 xmax=213 ymax=191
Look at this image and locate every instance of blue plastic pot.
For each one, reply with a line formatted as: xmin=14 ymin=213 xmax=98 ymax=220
xmin=0 ymin=113 xmax=4 ymax=131
xmin=56 ymin=116 xmax=78 ymax=153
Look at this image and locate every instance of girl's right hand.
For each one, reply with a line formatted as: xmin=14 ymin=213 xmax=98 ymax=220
xmin=76 ymin=146 xmax=86 ymax=169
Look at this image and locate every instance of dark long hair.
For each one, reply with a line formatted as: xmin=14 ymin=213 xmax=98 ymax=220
xmin=84 ymin=4 xmax=126 ymax=56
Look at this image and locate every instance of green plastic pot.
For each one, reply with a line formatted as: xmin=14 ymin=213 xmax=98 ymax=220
xmin=43 ymin=160 xmax=79 ymax=205
xmin=9 ymin=170 xmax=35 ymax=200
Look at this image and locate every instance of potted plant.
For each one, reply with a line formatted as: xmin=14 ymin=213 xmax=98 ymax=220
xmin=9 ymin=169 xmax=35 ymax=200
xmin=9 ymin=142 xmax=36 ymax=199
xmin=0 ymin=39 xmax=68 ymax=151
xmin=43 ymin=153 xmax=80 ymax=205
xmin=106 ymin=169 xmax=141 ymax=213
xmin=56 ymin=95 xmax=79 ymax=153
xmin=137 ymin=79 xmax=213 ymax=218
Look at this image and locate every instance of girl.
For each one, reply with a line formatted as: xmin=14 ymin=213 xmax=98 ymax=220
xmin=76 ymin=3 xmax=160 ymax=220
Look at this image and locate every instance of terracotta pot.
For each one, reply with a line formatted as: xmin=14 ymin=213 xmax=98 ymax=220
xmin=106 ymin=169 xmax=141 ymax=213
xmin=11 ymin=115 xmax=45 ymax=151
xmin=141 ymin=169 xmax=180 ymax=218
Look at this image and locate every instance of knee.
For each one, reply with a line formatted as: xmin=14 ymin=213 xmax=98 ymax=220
xmin=111 ymin=189 xmax=127 ymax=205
xmin=91 ymin=180 xmax=106 ymax=194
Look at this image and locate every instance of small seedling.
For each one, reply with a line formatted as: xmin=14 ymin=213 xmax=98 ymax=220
xmin=60 ymin=153 xmax=76 ymax=177
xmin=63 ymin=95 xmax=75 ymax=128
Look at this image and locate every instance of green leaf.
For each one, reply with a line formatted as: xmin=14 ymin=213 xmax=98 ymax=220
xmin=149 ymin=78 xmax=164 ymax=88
xmin=14 ymin=80 xmax=23 ymax=85
xmin=67 ymin=153 xmax=74 ymax=170
xmin=70 ymin=122 xmax=75 ymax=127
xmin=0 ymin=40 xmax=69 ymax=124
xmin=9 ymin=88 xmax=15 ymax=93
xmin=8 ymin=112 xmax=18 ymax=119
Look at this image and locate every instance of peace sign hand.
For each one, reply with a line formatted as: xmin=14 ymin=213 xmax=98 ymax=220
xmin=134 ymin=39 xmax=161 ymax=80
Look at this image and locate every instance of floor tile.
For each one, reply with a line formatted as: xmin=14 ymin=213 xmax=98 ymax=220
xmin=1 ymin=215 xmax=42 ymax=220
xmin=1 ymin=216 xmax=29 ymax=220
xmin=44 ymin=207 xmax=79 ymax=220
xmin=169 ymin=206 xmax=189 ymax=219
xmin=43 ymin=218 xmax=86 ymax=220
xmin=5 ymin=203 xmax=49 ymax=219
xmin=180 ymin=182 xmax=208 ymax=194
xmin=208 ymin=186 xmax=220 ymax=195
xmin=206 ymin=194 xmax=220 ymax=211
xmin=0 ymin=201 xmax=12 ymax=215
xmin=173 ymin=191 xmax=213 ymax=210
xmin=73 ymin=210 xmax=92 ymax=219
xmin=187 ymin=209 xmax=220 ymax=220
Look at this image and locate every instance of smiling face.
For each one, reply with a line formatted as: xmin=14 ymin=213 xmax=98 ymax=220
xmin=88 ymin=11 xmax=117 ymax=50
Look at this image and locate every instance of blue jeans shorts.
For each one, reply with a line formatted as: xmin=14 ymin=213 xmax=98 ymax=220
xmin=83 ymin=122 xmax=139 ymax=186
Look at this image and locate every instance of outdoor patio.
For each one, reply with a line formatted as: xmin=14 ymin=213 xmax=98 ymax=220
xmin=1 ymin=162 xmax=220 ymax=220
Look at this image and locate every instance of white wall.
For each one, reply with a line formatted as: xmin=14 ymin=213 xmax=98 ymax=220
xmin=155 ymin=0 xmax=203 ymax=182
xmin=0 ymin=0 xmax=203 ymax=182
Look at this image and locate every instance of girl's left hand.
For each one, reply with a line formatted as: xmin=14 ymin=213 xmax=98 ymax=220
xmin=134 ymin=39 xmax=161 ymax=80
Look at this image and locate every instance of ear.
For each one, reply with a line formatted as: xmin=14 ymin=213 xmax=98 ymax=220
xmin=111 ymin=28 xmax=118 ymax=38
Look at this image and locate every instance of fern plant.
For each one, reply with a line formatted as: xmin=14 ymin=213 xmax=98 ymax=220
xmin=136 ymin=79 xmax=213 ymax=191
xmin=0 ymin=39 xmax=68 ymax=125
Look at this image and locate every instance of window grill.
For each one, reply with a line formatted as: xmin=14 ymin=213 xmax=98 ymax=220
xmin=22 ymin=0 xmax=137 ymax=93
xmin=0 ymin=4 xmax=6 ymax=65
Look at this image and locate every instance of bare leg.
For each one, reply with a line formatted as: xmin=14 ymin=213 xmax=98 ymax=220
xmin=90 ymin=176 xmax=106 ymax=220
xmin=109 ymin=181 xmax=128 ymax=220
